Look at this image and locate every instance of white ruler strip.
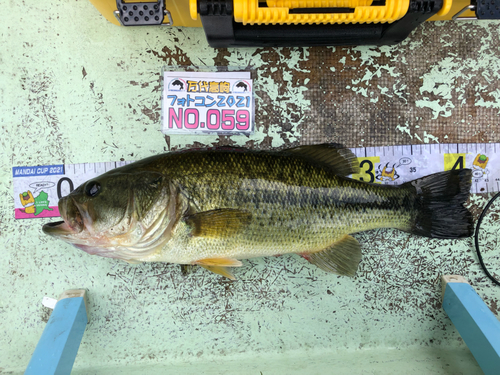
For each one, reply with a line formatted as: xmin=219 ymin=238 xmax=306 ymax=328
xmin=350 ymin=143 xmax=499 ymax=194
xmin=12 ymin=161 xmax=133 ymax=219
xmin=12 ymin=143 xmax=500 ymax=219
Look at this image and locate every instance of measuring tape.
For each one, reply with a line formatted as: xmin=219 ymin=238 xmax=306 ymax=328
xmin=350 ymin=143 xmax=500 ymax=194
xmin=12 ymin=143 xmax=500 ymax=219
xmin=13 ymin=161 xmax=133 ymax=219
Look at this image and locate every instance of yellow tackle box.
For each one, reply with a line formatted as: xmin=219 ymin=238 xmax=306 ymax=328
xmin=89 ymin=0 xmax=495 ymax=47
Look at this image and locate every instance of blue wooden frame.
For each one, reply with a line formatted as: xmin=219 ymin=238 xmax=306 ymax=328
xmin=26 ymin=290 xmax=89 ymax=375
xmin=442 ymin=276 xmax=500 ymax=375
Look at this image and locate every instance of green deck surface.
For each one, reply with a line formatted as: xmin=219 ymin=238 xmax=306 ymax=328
xmin=1 ymin=1 xmax=499 ymax=374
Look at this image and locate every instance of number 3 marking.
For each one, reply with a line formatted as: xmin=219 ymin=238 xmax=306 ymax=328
xmin=351 ymin=157 xmax=380 ymax=183
xmin=359 ymin=160 xmax=375 ymax=183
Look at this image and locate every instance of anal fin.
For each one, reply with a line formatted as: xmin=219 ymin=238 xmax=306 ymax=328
xmin=302 ymin=235 xmax=362 ymax=277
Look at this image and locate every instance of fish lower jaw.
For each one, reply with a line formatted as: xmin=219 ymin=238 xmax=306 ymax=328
xmin=42 ymin=220 xmax=82 ymax=236
xmin=73 ymin=243 xmax=108 ymax=256
xmin=72 ymin=243 xmax=141 ymax=262
xmin=134 ymin=253 xmax=174 ymax=263
xmin=132 ymin=249 xmax=190 ymax=264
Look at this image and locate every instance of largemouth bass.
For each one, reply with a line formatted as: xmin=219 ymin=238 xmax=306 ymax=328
xmin=43 ymin=145 xmax=473 ymax=279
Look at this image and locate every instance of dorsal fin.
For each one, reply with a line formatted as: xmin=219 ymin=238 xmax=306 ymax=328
xmin=285 ymin=144 xmax=360 ymax=176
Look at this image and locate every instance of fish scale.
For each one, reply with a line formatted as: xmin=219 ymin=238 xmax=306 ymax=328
xmin=142 ymin=150 xmax=418 ymax=261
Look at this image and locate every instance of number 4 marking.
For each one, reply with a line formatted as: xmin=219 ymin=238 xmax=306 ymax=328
xmin=452 ymin=156 xmax=464 ymax=170
xmin=444 ymin=153 xmax=466 ymax=171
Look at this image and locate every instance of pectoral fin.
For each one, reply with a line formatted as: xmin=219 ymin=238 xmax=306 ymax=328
xmin=195 ymin=257 xmax=243 ymax=280
xmin=302 ymin=234 xmax=362 ymax=277
xmin=195 ymin=257 xmax=243 ymax=267
xmin=184 ymin=209 xmax=251 ymax=238
xmin=199 ymin=265 xmax=236 ymax=280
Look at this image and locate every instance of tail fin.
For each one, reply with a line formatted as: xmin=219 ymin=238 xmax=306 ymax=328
xmin=404 ymin=169 xmax=473 ymax=238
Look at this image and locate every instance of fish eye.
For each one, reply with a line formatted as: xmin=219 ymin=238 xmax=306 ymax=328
xmin=85 ymin=181 xmax=101 ymax=197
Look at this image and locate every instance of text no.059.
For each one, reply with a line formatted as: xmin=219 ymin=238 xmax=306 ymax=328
xmin=168 ymin=108 xmax=251 ymax=131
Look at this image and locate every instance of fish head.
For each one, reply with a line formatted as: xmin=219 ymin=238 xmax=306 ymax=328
xmin=43 ymin=169 xmax=171 ymax=261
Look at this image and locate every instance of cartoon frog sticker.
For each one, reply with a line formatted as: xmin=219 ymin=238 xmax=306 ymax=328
xmin=19 ymin=190 xmax=53 ymax=216
xmin=472 ymin=154 xmax=489 ymax=178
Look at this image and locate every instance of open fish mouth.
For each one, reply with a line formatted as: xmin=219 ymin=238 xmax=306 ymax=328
xmin=42 ymin=220 xmax=73 ymax=236
xmin=42 ymin=197 xmax=85 ymax=236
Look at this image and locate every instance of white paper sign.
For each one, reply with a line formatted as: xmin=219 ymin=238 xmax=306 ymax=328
xmin=162 ymin=71 xmax=254 ymax=135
